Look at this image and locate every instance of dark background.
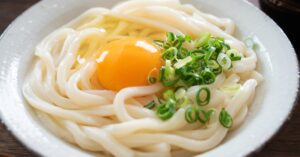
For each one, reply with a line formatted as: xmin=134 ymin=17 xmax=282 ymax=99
xmin=0 ymin=0 xmax=299 ymax=157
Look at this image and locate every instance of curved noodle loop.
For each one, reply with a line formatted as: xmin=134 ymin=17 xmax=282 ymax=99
xmin=23 ymin=0 xmax=263 ymax=156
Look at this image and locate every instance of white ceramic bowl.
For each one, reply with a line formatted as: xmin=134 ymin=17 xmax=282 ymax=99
xmin=0 ymin=0 xmax=298 ymax=157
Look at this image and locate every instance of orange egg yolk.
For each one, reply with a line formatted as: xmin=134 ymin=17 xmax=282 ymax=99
xmin=96 ymin=38 xmax=162 ymax=91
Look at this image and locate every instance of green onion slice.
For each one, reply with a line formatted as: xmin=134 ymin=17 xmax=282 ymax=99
xmin=185 ymin=106 xmax=198 ymax=123
xmin=185 ymin=35 xmax=192 ymax=42
xmin=226 ymin=49 xmax=242 ymax=61
xmin=153 ymin=40 xmax=164 ymax=48
xmin=156 ymin=99 xmax=177 ymax=121
xmin=162 ymin=47 xmax=178 ymax=61
xmin=175 ymin=88 xmax=190 ymax=107
xmin=174 ymin=56 xmax=193 ymax=69
xmin=206 ymin=60 xmax=219 ymax=70
xmin=206 ymin=60 xmax=222 ymax=75
xmin=196 ymin=32 xmax=211 ymax=48
xmin=219 ymin=108 xmax=233 ymax=128
xmin=149 ymin=32 xmax=241 ymax=124
xmin=217 ymin=53 xmax=232 ymax=70
xmin=148 ymin=77 xmax=157 ymax=84
xmin=163 ymin=90 xmax=175 ymax=100
xmin=159 ymin=67 xmax=178 ymax=87
xmin=165 ymin=60 xmax=175 ymax=79
xmin=204 ymin=47 xmax=216 ymax=62
xmin=196 ymin=87 xmax=211 ymax=106
xmin=201 ymin=69 xmax=216 ymax=84
xmin=175 ymin=88 xmax=186 ymax=100
xmin=145 ymin=101 xmax=156 ymax=109
xmin=167 ymin=32 xmax=175 ymax=43
xmin=198 ymin=108 xmax=214 ymax=124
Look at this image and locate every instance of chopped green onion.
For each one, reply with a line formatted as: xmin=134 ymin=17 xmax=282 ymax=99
xmin=175 ymin=88 xmax=186 ymax=100
xmin=177 ymin=96 xmax=190 ymax=108
xmin=216 ymin=37 xmax=225 ymax=41
xmin=155 ymin=32 xmax=238 ymax=88
xmin=191 ymin=53 xmax=205 ymax=60
xmin=204 ymin=47 xmax=216 ymax=62
xmin=201 ymin=69 xmax=215 ymax=84
xmin=162 ymin=47 xmax=178 ymax=61
xmin=156 ymin=99 xmax=176 ymax=121
xmin=217 ymin=53 xmax=232 ymax=70
xmin=206 ymin=60 xmax=219 ymax=69
xmin=174 ymin=56 xmax=193 ymax=69
xmin=177 ymin=48 xmax=189 ymax=59
xmin=206 ymin=60 xmax=222 ymax=75
xmin=148 ymin=77 xmax=157 ymax=84
xmin=219 ymin=108 xmax=233 ymax=128
xmin=162 ymin=80 xmax=178 ymax=87
xmin=149 ymin=32 xmax=240 ymax=124
xmin=175 ymin=88 xmax=190 ymax=107
xmin=163 ymin=89 xmax=175 ymax=100
xmin=185 ymin=107 xmax=198 ymax=123
xmin=157 ymin=97 xmax=163 ymax=104
xmin=165 ymin=60 xmax=175 ymax=79
xmin=198 ymin=108 xmax=214 ymax=124
xmin=185 ymin=35 xmax=192 ymax=42
xmin=182 ymin=73 xmax=202 ymax=87
xmin=159 ymin=67 xmax=176 ymax=87
xmin=167 ymin=32 xmax=175 ymax=43
xmin=160 ymin=61 xmax=178 ymax=87
xmin=226 ymin=49 xmax=242 ymax=61
xmin=145 ymin=101 xmax=156 ymax=109
xmin=190 ymin=49 xmax=205 ymax=55
xmin=160 ymin=67 xmax=178 ymax=86
xmin=196 ymin=87 xmax=211 ymax=106
xmin=207 ymin=109 xmax=215 ymax=119
xmin=196 ymin=32 xmax=211 ymax=48
xmin=153 ymin=40 xmax=164 ymax=48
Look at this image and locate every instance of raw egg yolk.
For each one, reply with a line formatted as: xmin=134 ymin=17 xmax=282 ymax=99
xmin=96 ymin=38 xmax=162 ymax=91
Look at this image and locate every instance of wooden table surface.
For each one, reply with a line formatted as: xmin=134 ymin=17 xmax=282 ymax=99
xmin=0 ymin=0 xmax=299 ymax=157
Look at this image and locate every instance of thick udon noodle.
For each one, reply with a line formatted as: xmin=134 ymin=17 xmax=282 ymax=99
xmin=22 ymin=0 xmax=263 ymax=156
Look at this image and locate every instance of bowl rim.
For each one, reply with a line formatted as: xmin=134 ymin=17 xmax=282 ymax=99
xmin=0 ymin=0 xmax=298 ymax=157
xmin=0 ymin=0 xmax=43 ymax=156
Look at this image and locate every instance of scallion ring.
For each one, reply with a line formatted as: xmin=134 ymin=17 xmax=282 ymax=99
xmin=219 ymin=108 xmax=233 ymax=128
xmin=201 ymin=69 xmax=216 ymax=84
xmin=217 ymin=53 xmax=232 ymax=70
xmin=163 ymin=90 xmax=175 ymax=100
xmin=204 ymin=47 xmax=216 ymax=62
xmin=185 ymin=106 xmax=198 ymax=123
xmin=162 ymin=47 xmax=178 ymax=61
xmin=164 ymin=60 xmax=176 ymax=80
xmin=153 ymin=40 xmax=164 ymax=48
xmin=148 ymin=77 xmax=157 ymax=84
xmin=198 ymin=108 xmax=214 ymax=124
xmin=207 ymin=60 xmax=222 ymax=75
xmin=196 ymin=87 xmax=211 ymax=106
xmin=174 ymin=56 xmax=193 ymax=69
xmin=156 ymin=99 xmax=176 ymax=121
xmin=160 ymin=67 xmax=178 ymax=86
xmin=226 ymin=49 xmax=242 ymax=61
xmin=206 ymin=60 xmax=220 ymax=70
xmin=175 ymin=88 xmax=186 ymax=100
xmin=167 ymin=32 xmax=175 ymax=43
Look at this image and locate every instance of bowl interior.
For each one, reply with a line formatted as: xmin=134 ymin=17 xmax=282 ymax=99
xmin=0 ymin=0 xmax=298 ymax=157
